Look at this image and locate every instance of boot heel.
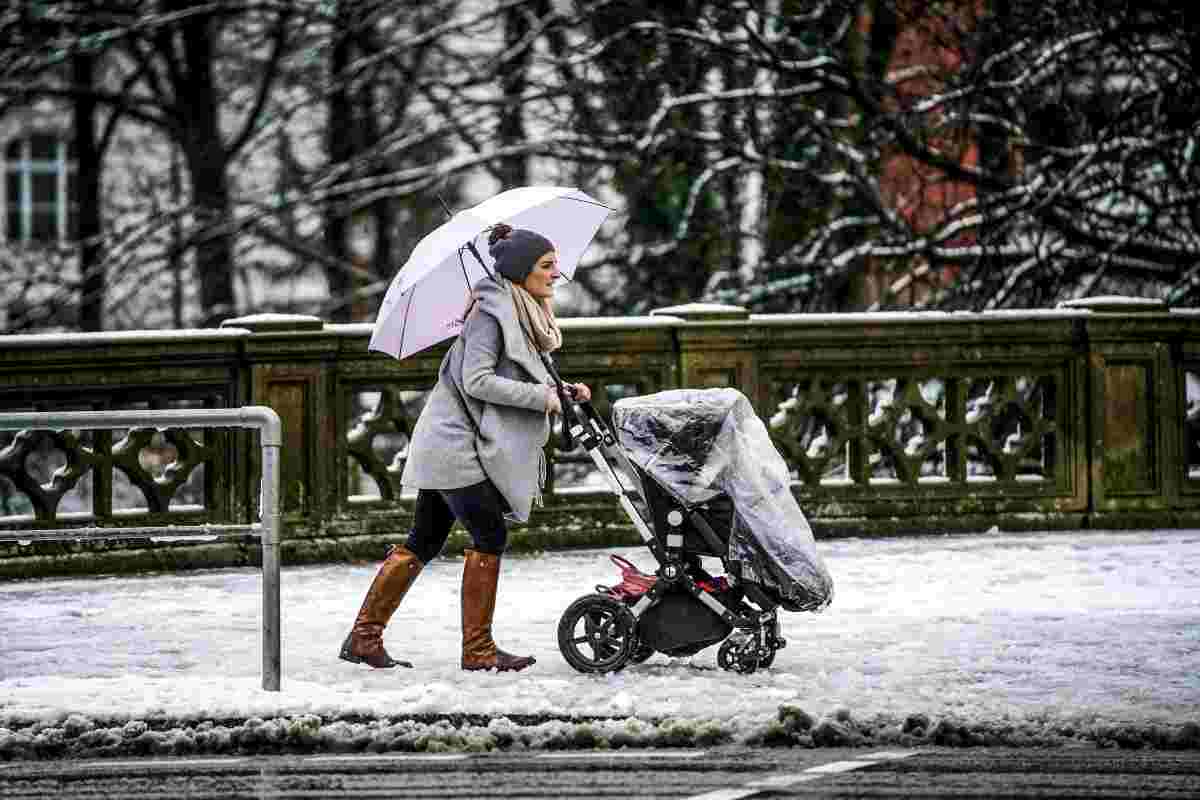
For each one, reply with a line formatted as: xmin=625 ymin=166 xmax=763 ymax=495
xmin=338 ymin=633 xmax=364 ymax=664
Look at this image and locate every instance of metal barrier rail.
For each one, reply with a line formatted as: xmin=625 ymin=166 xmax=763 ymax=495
xmin=0 ymin=407 xmax=284 ymax=691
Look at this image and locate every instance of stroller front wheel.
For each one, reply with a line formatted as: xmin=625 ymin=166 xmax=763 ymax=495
xmin=718 ymin=635 xmax=761 ymax=674
xmin=557 ymin=594 xmax=637 ymax=673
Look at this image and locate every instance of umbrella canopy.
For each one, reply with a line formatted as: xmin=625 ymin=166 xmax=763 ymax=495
xmin=369 ymin=186 xmax=612 ymax=359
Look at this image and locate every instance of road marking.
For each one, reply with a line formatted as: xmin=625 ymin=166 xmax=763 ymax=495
xmin=862 ymin=750 xmax=919 ymax=760
xmin=686 ymin=790 xmax=772 ymax=800
xmin=538 ymin=749 xmax=707 ymax=759
xmin=747 ymin=772 xmax=824 ymax=788
xmin=803 ymin=759 xmax=881 ymax=773
xmin=69 ymin=758 xmax=247 ymax=770
xmin=304 ymin=753 xmax=469 ymax=762
xmin=684 ymin=750 xmax=920 ymax=800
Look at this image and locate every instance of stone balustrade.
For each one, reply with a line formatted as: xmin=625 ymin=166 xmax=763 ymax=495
xmin=2 ymin=296 xmax=1198 ymax=577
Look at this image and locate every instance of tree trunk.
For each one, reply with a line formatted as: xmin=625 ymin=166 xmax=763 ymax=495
xmin=367 ymin=128 xmax=393 ymax=303
xmin=498 ymin=6 xmax=533 ymax=187
xmin=170 ymin=146 xmax=185 ymax=327
xmin=187 ymin=152 xmax=236 ymax=327
xmin=975 ymin=0 xmax=1013 ymax=277
xmin=324 ymin=0 xmax=356 ymax=322
xmin=72 ymin=50 xmax=103 ymax=331
xmin=176 ymin=3 xmax=235 ymax=327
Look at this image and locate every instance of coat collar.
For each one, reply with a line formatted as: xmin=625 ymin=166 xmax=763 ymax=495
xmin=472 ymin=277 xmax=551 ymax=384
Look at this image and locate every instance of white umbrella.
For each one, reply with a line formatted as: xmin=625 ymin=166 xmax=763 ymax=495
xmin=369 ymin=186 xmax=612 ymax=360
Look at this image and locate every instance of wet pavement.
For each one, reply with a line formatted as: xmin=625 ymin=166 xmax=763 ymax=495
xmin=4 ymin=747 xmax=1200 ymax=799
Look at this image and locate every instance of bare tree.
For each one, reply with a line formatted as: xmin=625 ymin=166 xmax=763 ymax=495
xmin=8 ymin=0 xmax=1192 ymax=331
xmin=545 ymin=0 xmax=1200 ymax=311
xmin=2 ymin=0 xmax=303 ymax=327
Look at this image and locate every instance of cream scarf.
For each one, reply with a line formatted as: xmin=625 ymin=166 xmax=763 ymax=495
xmin=510 ymin=284 xmax=562 ymax=354
xmin=509 ymin=283 xmax=561 ymax=512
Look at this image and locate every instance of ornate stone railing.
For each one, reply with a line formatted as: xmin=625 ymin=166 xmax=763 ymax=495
xmin=1 ymin=296 xmax=1197 ymax=577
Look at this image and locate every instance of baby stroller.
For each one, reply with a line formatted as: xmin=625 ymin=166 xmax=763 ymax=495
xmin=551 ymin=386 xmax=834 ymax=674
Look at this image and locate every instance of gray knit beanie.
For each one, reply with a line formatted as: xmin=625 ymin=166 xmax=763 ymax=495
xmin=488 ymin=225 xmax=554 ymax=283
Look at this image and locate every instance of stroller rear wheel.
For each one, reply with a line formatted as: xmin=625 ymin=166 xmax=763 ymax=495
xmin=558 ymin=594 xmax=636 ymax=673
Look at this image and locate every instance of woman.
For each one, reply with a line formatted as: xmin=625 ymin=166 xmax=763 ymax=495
xmin=339 ymin=223 xmax=590 ymax=672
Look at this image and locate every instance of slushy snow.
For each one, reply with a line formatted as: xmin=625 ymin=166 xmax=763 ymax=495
xmin=1 ymin=530 xmax=1198 ymax=756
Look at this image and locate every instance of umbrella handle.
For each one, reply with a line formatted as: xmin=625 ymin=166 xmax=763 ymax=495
xmin=464 ymin=240 xmax=494 ymax=280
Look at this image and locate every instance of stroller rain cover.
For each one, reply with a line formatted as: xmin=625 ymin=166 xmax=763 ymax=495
xmin=613 ymin=388 xmax=834 ymax=612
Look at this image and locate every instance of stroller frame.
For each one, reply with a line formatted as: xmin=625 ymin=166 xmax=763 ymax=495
xmin=554 ymin=397 xmax=787 ymax=674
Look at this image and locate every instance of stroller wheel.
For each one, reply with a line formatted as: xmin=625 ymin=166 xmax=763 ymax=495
xmin=558 ymin=594 xmax=636 ymax=673
xmin=717 ymin=636 xmax=759 ymax=674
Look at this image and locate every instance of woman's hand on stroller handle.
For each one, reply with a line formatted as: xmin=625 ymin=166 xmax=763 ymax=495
xmin=549 ymin=382 xmax=590 ymax=417
xmin=563 ymin=382 xmax=591 ymax=402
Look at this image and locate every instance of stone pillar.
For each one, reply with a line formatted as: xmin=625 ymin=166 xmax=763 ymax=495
xmin=650 ymin=302 xmax=759 ymax=403
xmin=1057 ymin=296 xmax=1174 ymax=519
xmin=222 ymin=314 xmax=333 ymax=516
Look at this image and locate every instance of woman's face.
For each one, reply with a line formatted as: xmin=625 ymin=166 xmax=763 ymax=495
xmin=522 ymin=250 xmax=560 ymax=300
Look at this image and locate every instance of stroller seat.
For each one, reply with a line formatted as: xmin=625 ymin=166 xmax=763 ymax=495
xmin=633 ymin=464 xmax=734 ymax=558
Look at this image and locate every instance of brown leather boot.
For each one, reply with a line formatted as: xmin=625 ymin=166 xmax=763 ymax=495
xmin=339 ymin=545 xmax=423 ymax=669
xmin=460 ymin=549 xmax=536 ymax=672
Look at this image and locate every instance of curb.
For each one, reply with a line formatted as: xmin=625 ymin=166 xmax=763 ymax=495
xmin=2 ymin=707 xmax=1198 ymax=761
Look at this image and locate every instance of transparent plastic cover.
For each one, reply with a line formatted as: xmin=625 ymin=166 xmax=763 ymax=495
xmin=613 ymin=388 xmax=833 ymax=611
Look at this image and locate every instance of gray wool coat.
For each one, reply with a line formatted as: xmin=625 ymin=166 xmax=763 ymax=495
xmin=400 ymin=277 xmax=553 ymax=523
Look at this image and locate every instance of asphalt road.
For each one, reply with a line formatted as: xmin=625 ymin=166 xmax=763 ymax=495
xmin=3 ymin=747 xmax=1200 ymax=799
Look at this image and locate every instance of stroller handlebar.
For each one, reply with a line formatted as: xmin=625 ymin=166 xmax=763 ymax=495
xmin=565 ymin=397 xmax=617 ymax=449
xmin=536 ymin=352 xmax=620 ymax=451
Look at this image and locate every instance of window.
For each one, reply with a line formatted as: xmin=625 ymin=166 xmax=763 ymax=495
xmin=4 ymin=134 xmax=76 ymax=245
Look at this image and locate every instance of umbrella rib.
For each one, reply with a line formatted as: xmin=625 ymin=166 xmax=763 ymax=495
xmin=458 ymin=246 xmax=472 ymax=285
xmin=398 ymin=281 xmax=415 ymax=358
xmin=558 ymin=195 xmax=614 ymax=212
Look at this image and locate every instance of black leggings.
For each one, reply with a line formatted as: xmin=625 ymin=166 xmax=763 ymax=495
xmin=403 ymin=480 xmax=509 ymax=564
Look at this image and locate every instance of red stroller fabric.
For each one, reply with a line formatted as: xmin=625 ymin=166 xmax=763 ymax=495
xmin=599 ymin=555 xmax=656 ymax=601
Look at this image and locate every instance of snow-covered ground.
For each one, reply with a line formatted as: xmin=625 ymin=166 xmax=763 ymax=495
xmin=1 ymin=530 xmax=1198 ymax=756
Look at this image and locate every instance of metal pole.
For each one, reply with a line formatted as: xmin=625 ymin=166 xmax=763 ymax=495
xmin=260 ymin=441 xmax=282 ymax=691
